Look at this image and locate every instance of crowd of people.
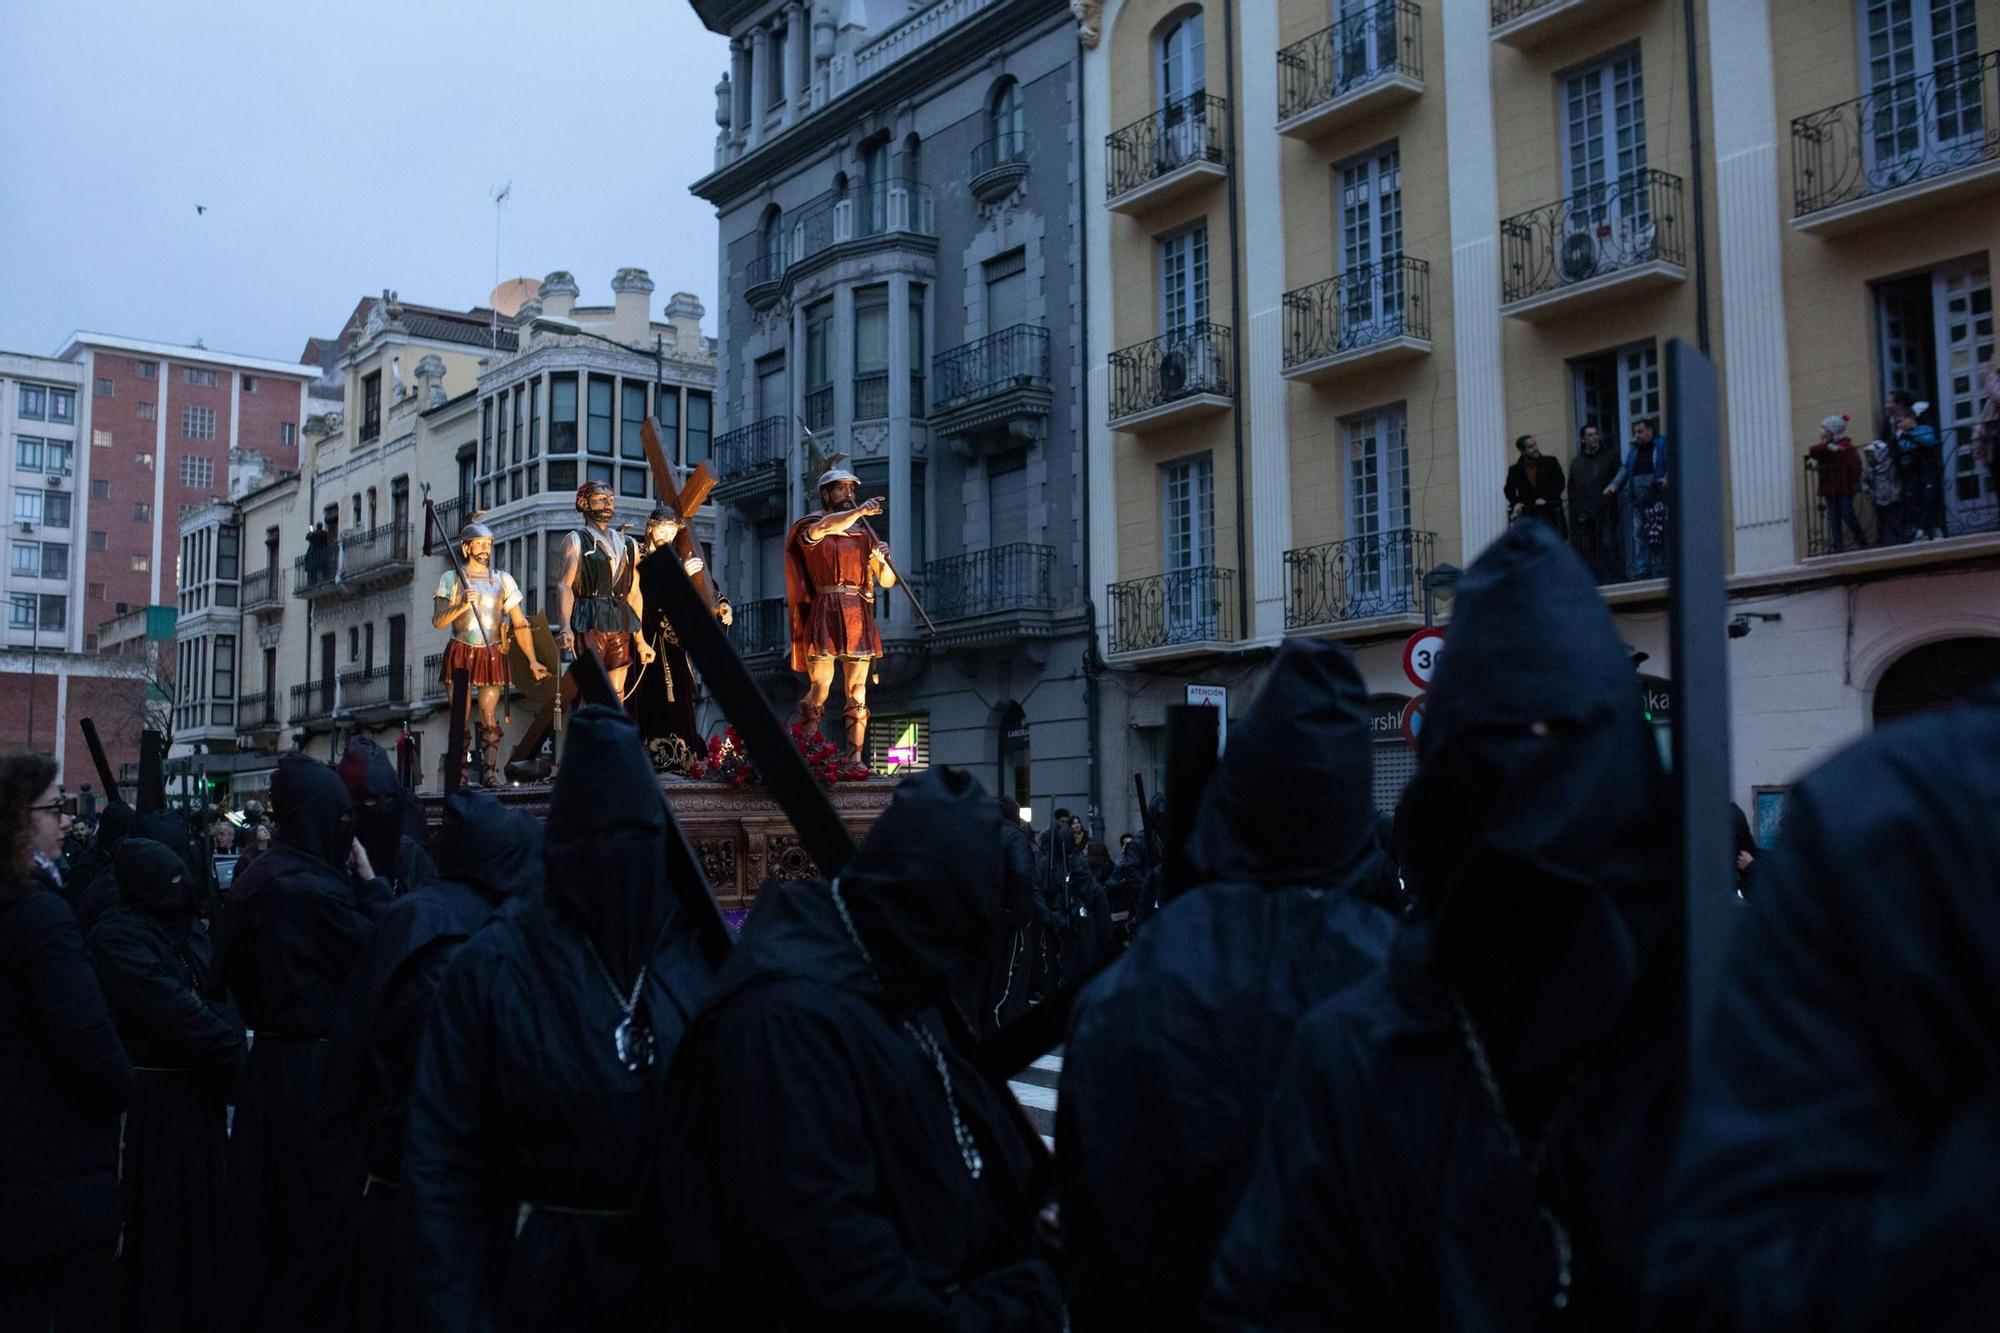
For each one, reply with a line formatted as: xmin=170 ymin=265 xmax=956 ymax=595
xmin=1506 ymin=417 xmax=1673 ymax=583
xmin=1803 ymin=384 xmax=2000 ymax=554
xmin=3 ymin=519 xmax=1996 ymax=1330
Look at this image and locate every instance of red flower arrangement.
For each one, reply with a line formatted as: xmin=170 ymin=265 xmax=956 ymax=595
xmin=692 ymin=724 xmax=872 ymax=788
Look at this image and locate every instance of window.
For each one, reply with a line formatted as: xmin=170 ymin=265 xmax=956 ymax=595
xmin=90 ymin=479 xmax=109 ymax=499
xmin=480 ymin=397 xmax=494 ymax=475
xmin=40 ymin=543 xmax=67 ymax=580
xmin=10 ymin=542 xmax=36 ymax=575
xmin=1339 ymin=145 xmax=1405 ymax=331
xmin=15 ymin=437 xmax=44 ymax=472
xmin=281 ymin=422 xmax=297 ymax=446
xmin=89 ymin=530 xmax=107 ymax=550
xmin=136 ymin=402 xmax=155 ymax=422
xmin=768 ymin=25 xmax=787 ymax=106
xmin=528 ymin=379 xmax=541 ymax=457
xmin=1564 ymin=50 xmax=1647 ymax=233
xmin=1162 ymin=454 xmax=1216 ymax=639
xmin=991 ymin=78 xmax=1025 ymax=149
xmin=8 ymin=595 xmax=32 ymax=628
xmin=181 ymin=368 xmax=219 ymax=387
xmin=134 ymin=360 xmax=156 ymax=380
xmin=44 ymin=440 xmax=71 ymax=475
xmin=910 ymin=287 xmax=927 ymax=415
xmin=134 ymin=452 xmax=154 ymax=468
xmin=37 ymin=595 xmax=63 ymax=631
xmin=13 ymin=491 xmax=41 ymax=524
xmin=854 ymin=293 xmax=889 ymax=419
xmin=549 ymin=374 xmax=578 ymax=453
xmin=41 ymin=492 xmax=68 ymax=528
xmin=361 ymin=371 xmax=382 ymax=441
xmin=182 ymin=405 xmax=217 ymax=439
xmin=621 ymin=381 xmax=648 ymax=460
xmin=1158 ymin=10 xmax=1206 ymax=106
xmin=214 ymin=635 xmax=237 ymax=701
xmin=93 ymin=428 xmax=114 ymax=448
xmin=243 ymin=375 xmax=259 ymax=394
xmin=48 ymin=390 xmax=73 ymax=423
xmin=17 ymin=386 xmax=45 ymax=419
xmin=88 ymin=582 xmax=105 ymax=602
xmin=1571 ymin=342 xmax=1660 ymax=450
xmin=686 ymin=392 xmax=712 ymax=466
xmin=804 ymin=301 xmax=834 ymax=430
xmin=1863 ymin=0 xmax=1982 ymax=176
xmin=131 ymin=554 xmax=149 ymax=572
xmin=586 ymin=376 xmax=614 ymax=456
xmin=217 ymin=525 xmax=239 ymax=580
xmin=95 ymin=377 xmax=113 ymax=397
xmin=349 ymin=627 xmax=360 ymax=663
xmin=180 ymin=455 xmax=215 ymax=488
xmin=496 ymin=390 xmax=510 ymax=474
xmin=456 ymin=447 xmax=476 ymax=504
xmin=762 ymin=209 xmax=786 ymax=274
xmin=985 ymin=250 xmax=1029 ymax=336
xmin=1159 ymin=223 xmax=1210 ymax=333
xmin=1343 ymin=403 xmax=1414 ymax=606
xmin=133 ymin=502 xmax=151 ymax=522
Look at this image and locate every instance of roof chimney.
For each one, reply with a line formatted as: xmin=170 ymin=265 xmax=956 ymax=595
xmin=538 ymin=270 xmax=580 ymax=320
xmin=611 ymin=267 xmax=655 ymax=331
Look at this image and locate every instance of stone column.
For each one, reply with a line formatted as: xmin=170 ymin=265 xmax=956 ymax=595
xmin=749 ymin=25 xmax=771 ymax=145
xmin=728 ymin=37 xmax=748 ymax=145
xmin=1238 ymin=0 xmax=1289 ymax=643
xmin=833 ymin=284 xmax=857 ymax=469
xmin=1443 ymin=0 xmax=1508 ymax=564
xmin=886 ymin=274 xmax=914 ymax=629
xmin=790 ymin=299 xmax=809 ymax=527
xmin=786 ymin=2 xmax=809 ymax=114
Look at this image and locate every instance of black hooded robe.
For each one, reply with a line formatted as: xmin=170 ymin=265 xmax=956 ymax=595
xmin=656 ymin=767 xmax=1063 ymax=1331
xmin=628 ymin=544 xmax=706 ymax=757
xmin=402 ymin=706 xmax=714 ymax=1332
xmin=1057 ymin=638 xmax=1397 ymax=1332
xmin=339 ymin=735 xmax=437 ymax=897
xmin=85 ymin=837 xmax=245 ymax=1333
xmin=1207 ymin=521 xmax=1684 ymax=1333
xmin=1645 ymin=684 xmax=2000 ymax=1330
xmin=66 ymin=801 xmax=135 ymax=917
xmin=214 ymin=753 xmax=390 ymax=1333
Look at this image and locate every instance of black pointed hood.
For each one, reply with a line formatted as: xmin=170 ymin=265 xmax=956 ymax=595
xmin=840 ymin=766 xmax=1004 ymax=1010
xmin=1186 ymin=638 xmax=1374 ymax=887
xmin=337 ymin=736 xmax=416 ymax=879
xmin=546 ymin=705 xmax=671 ymax=989
xmin=134 ymin=810 xmax=199 ymax=882
xmin=1396 ymin=521 xmax=1674 ymax=1077
xmin=94 ymin=802 xmax=136 ymax=852
xmin=434 ymin=789 xmax=538 ymax=902
xmin=113 ymin=836 xmax=193 ymax=919
xmin=271 ymin=751 xmax=357 ymax=869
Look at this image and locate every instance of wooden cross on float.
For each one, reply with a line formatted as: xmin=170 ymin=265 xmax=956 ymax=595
xmin=641 ymin=415 xmax=718 ymax=610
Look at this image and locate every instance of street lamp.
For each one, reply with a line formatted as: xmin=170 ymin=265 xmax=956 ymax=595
xmin=1421 ymin=563 xmax=1462 ymax=629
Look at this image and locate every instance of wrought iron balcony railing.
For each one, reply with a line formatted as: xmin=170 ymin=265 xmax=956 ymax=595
xmin=339 ymin=665 xmax=409 ymax=711
xmin=1106 ymin=567 xmax=1238 ymax=654
xmin=1108 ymin=323 xmax=1233 ymax=422
xmin=1107 ymin=93 xmax=1230 ymax=200
xmin=422 ymin=653 xmax=446 ymax=701
xmin=1491 ymin=0 xmax=1568 ymax=25
xmin=970 ymin=130 xmax=1030 ymax=178
xmin=290 ymin=680 xmax=335 ymax=725
xmin=923 ymin=543 xmax=1057 ymax=621
xmin=744 ymin=246 xmax=788 ymax=291
xmin=731 ymin=597 xmax=790 ymax=658
xmin=714 ymin=417 xmax=791 ymax=479
xmin=1282 ymin=257 xmax=1431 ymax=368
xmin=1803 ymin=425 xmax=1998 ymax=557
xmin=1278 ymin=1 xmax=1422 ymax=123
xmin=239 ymin=567 xmax=281 ymax=612
xmin=1791 ymin=50 xmax=2000 ymax=218
xmin=854 ymin=371 xmax=890 ymax=421
xmin=1500 ymin=168 xmax=1685 ymax=305
xmin=931 ymin=325 xmax=1050 ymax=413
xmin=293 ymin=545 xmax=340 ymax=596
xmin=788 ymin=178 xmax=938 ymax=271
xmin=338 ymin=522 xmax=414 ymax=580
xmin=1283 ymin=529 xmax=1433 ymax=629
xmin=431 ymin=497 xmax=463 ymax=534
xmin=236 ymin=691 xmax=278 ymax=728
xmin=804 ymin=385 xmax=834 ymax=433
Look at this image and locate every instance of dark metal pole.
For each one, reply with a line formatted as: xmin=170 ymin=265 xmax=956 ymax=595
xmin=1681 ymin=0 xmax=1712 ymax=354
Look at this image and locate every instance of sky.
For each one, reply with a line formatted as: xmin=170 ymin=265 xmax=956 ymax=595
xmin=0 ymin=0 xmax=729 ymax=365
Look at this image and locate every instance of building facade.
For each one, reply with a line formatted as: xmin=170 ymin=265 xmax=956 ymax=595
xmin=691 ymin=0 xmax=1097 ymax=823
xmin=1082 ymin=0 xmax=1999 ymax=837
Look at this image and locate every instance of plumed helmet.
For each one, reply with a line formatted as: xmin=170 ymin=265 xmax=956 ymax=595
xmin=816 ymin=451 xmax=861 ymax=492
xmin=458 ymin=517 xmax=495 ymax=546
xmin=575 ymin=479 xmax=615 ymax=512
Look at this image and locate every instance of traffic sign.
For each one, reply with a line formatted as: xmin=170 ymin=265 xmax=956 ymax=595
xmin=1402 ymin=629 xmax=1446 ymax=689
xmin=1186 ymin=683 xmax=1227 ymax=753
xmin=1400 ymin=694 xmax=1427 ymax=748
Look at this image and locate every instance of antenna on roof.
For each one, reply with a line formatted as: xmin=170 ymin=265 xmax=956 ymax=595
xmin=489 ymin=181 xmax=512 ymax=350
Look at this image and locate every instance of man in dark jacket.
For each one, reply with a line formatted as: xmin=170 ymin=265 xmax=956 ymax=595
xmin=321 ymin=789 xmax=539 ymax=1330
xmin=65 ymin=800 xmax=134 ymax=912
xmin=402 ymin=706 xmax=713 ymax=1331
xmin=337 ymin=735 xmax=436 ymax=898
xmin=214 ymin=752 xmax=389 ymax=1333
xmin=1058 ymin=638 xmax=1397 ymax=1331
xmin=657 ymin=767 xmax=1063 ymax=1330
xmin=1505 ymin=434 xmax=1568 ymax=533
xmin=1646 ymin=682 xmax=2000 ymax=1330
xmin=1566 ymin=421 xmax=1621 ymax=582
xmin=86 ymin=836 xmax=244 ymax=1333
xmin=1208 ymin=521 xmax=1683 ymax=1331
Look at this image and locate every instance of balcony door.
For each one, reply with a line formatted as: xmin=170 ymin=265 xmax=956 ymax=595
xmin=1158 ymin=224 xmax=1214 ymax=397
xmin=1342 ymin=405 xmax=1412 ymax=610
xmin=1338 ymin=145 xmax=1404 ymax=343
xmin=1338 ymin=0 xmax=1399 ymax=89
xmin=1572 ymin=342 xmax=1661 ymax=452
xmin=1861 ymin=0 xmax=1983 ymax=186
xmin=1163 ymin=454 xmax=1215 ymax=640
xmin=758 ymin=357 xmax=788 ymax=428
xmin=1561 ymin=51 xmax=1650 ymax=271
xmin=986 ymin=250 xmax=1028 ymax=337
xmin=1875 ymin=255 xmax=1996 ymax=533
xmin=1157 ymin=11 xmax=1206 ymax=165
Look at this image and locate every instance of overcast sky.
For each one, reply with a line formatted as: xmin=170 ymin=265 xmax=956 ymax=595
xmin=0 ymin=0 xmax=728 ymax=364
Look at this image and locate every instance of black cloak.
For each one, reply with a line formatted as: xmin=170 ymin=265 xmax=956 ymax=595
xmin=65 ymin=800 xmax=134 ymax=917
xmin=975 ymin=798 xmax=1038 ymax=1038
xmin=1207 ymin=521 xmax=1684 ymax=1332
xmin=656 ymin=766 xmax=1063 ymax=1331
xmin=1646 ymin=684 xmax=2000 ymax=1330
xmin=629 ymin=543 xmax=706 ymax=755
xmin=85 ymin=836 xmax=244 ymax=1333
xmin=401 ymin=706 xmax=713 ymax=1332
xmin=214 ymin=753 xmax=390 ymax=1333
xmin=1057 ymin=638 xmax=1397 ymax=1331
xmin=337 ymin=735 xmax=437 ymax=896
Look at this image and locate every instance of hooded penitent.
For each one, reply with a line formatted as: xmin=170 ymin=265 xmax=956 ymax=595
xmin=1060 ymin=638 xmax=1396 ymax=1332
xmin=336 ymin=736 xmax=433 ymax=895
xmin=111 ymin=836 xmax=195 ymax=920
xmin=544 ymin=704 xmax=673 ymax=989
xmin=66 ymin=801 xmax=135 ymax=909
xmin=266 ymin=752 xmax=357 ymax=872
xmin=655 ymin=767 xmax=1061 ymax=1331
xmin=1206 ymin=521 xmax=1684 ymax=1333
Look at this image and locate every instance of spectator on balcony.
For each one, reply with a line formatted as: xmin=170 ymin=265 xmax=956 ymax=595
xmin=1976 ymin=362 xmax=2000 ymax=494
xmin=1605 ymin=418 xmax=1670 ymax=580
xmin=1505 ymin=435 xmax=1567 ymax=535
xmin=1861 ymin=439 xmax=1904 ymax=546
xmin=1807 ymin=414 xmax=1868 ymax=554
xmin=1568 ymin=422 xmax=1621 ymax=582
xmin=1890 ymin=403 xmax=1947 ymax=541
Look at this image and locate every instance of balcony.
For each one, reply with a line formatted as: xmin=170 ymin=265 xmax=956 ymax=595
xmin=431 ymin=496 xmax=464 ymax=536
xmin=803 ymin=385 xmax=834 ymax=433
xmin=1107 ymin=93 xmax=1230 ymax=214
xmin=744 ymin=247 xmax=788 ymax=310
xmin=783 ymin=179 xmax=937 ymax=290
xmin=294 ymin=546 xmax=341 ymax=599
xmin=339 ymin=665 xmax=409 ymax=721
xmin=930 ymin=325 xmax=1052 ymax=445
xmin=236 ymin=690 xmax=281 ymax=738
xmin=969 ymin=131 xmax=1030 ymax=204
xmin=240 ymin=567 xmax=284 ymax=617
xmin=730 ymin=597 xmax=790 ymax=665
xmin=1283 ymin=530 xmax=1434 ymax=631
xmin=1107 ymin=567 xmax=1237 ymax=658
xmin=854 ymin=371 xmax=890 ymax=422
xmin=1108 ymin=323 xmax=1233 ymax=433
xmin=1489 ymin=0 xmax=1623 ymax=49
xmin=1500 ymin=169 xmax=1686 ymax=320
xmin=342 ymin=522 xmax=414 ymax=586
xmin=714 ymin=417 xmax=791 ymax=504
xmin=1790 ymin=51 xmax=2000 ymax=236
xmin=422 ymin=653 xmax=447 ymax=702
xmin=1804 ymin=427 xmax=1999 ymax=560
xmin=289 ymin=680 xmax=336 ymax=727
xmin=1278 ymin=1 xmax=1423 ymax=139
xmin=1282 ymin=258 xmax=1432 ymax=382
xmin=922 ymin=543 xmax=1061 ymax=649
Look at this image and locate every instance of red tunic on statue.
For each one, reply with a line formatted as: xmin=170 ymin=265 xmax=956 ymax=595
xmin=785 ymin=514 xmax=884 ymax=673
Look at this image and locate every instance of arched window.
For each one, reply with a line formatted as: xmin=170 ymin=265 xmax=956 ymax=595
xmin=1157 ymin=9 xmax=1205 ymax=109
xmin=990 ymin=78 xmax=1024 ymax=149
xmin=761 ymin=207 xmax=785 ymax=269
xmin=1873 ymin=637 xmax=2000 ymax=727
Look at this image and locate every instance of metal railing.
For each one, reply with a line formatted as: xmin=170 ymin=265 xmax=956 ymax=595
xmin=338 ymin=522 xmax=413 ymax=579
xmin=431 ymin=497 xmax=463 ymax=534
xmin=290 ymin=680 xmax=335 ymax=725
xmin=239 ymin=567 xmax=281 ymax=611
xmin=744 ymin=246 xmax=788 ymax=291
xmin=236 ymin=691 xmax=277 ymax=727
xmin=338 ymin=665 xmax=408 ymax=711
xmin=970 ymin=131 xmax=1031 ymax=179
xmin=854 ymin=371 xmax=890 ymax=421
xmin=923 ymin=543 xmax=1057 ymax=620
xmin=1491 ymin=0 xmax=1567 ymax=25
xmin=731 ymin=597 xmax=790 ymax=658
xmin=1106 ymin=567 xmax=1238 ymax=653
xmin=1107 ymin=93 xmax=1230 ymax=200
xmin=1278 ymin=1 xmax=1422 ymax=123
xmin=804 ymin=385 xmax=834 ymax=433
xmin=1108 ymin=323 xmax=1233 ymax=422
xmin=1283 ymin=529 xmax=1433 ymax=629
xmin=422 ymin=652 xmax=446 ymax=701
xmin=714 ymin=417 xmax=791 ymax=479
xmin=788 ymin=178 xmax=937 ymax=272
xmin=1791 ymin=50 xmax=2000 ymax=218
xmin=1282 ymin=257 xmax=1431 ymax=368
xmin=1500 ymin=168 xmax=1685 ymax=305
xmin=931 ymin=325 xmax=1050 ymax=413
xmin=1803 ymin=425 xmax=1998 ymax=556
xmin=293 ymin=544 xmax=340 ymax=595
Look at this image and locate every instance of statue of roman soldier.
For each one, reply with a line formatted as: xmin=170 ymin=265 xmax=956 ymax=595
xmin=431 ymin=518 xmax=549 ymax=785
xmin=785 ymin=454 xmax=894 ymax=764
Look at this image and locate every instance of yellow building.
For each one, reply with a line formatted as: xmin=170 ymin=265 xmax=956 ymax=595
xmin=1083 ymin=0 xmax=2000 ymax=835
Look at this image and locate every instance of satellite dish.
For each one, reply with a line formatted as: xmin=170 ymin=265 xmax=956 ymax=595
xmin=489 ymin=276 xmax=540 ymax=318
xmin=1559 ymin=232 xmax=1600 ymax=283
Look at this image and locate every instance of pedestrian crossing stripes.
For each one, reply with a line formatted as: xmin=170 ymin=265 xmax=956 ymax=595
xmin=1008 ymin=1051 xmax=1062 ymax=1151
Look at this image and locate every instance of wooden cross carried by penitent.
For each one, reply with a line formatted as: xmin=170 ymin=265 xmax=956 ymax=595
xmin=641 ymin=416 xmax=718 ymax=610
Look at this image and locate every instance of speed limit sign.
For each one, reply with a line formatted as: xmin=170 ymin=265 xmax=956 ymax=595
xmin=1402 ymin=629 xmax=1446 ymax=689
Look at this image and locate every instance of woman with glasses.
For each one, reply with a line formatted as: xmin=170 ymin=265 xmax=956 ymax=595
xmin=0 ymin=754 xmax=133 ymax=1328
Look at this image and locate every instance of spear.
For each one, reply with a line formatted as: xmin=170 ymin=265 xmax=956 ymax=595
xmin=796 ymin=416 xmax=935 ymax=635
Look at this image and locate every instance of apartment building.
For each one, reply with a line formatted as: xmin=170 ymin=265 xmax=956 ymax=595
xmin=689 ymin=0 xmax=1096 ymax=821
xmin=1083 ymin=0 xmax=1999 ymax=837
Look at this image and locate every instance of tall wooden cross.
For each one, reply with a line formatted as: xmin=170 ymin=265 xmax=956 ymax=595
xmin=641 ymin=416 xmax=718 ymax=610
